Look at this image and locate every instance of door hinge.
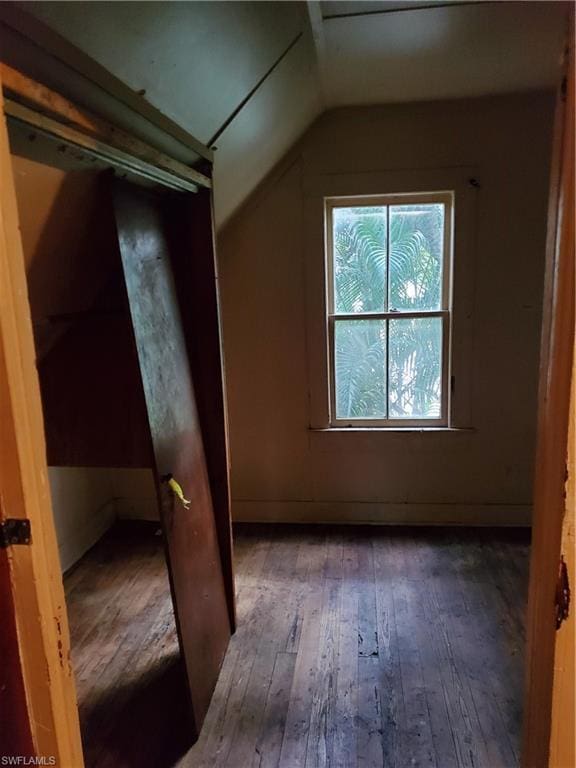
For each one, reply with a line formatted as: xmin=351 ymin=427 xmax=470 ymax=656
xmin=0 ymin=518 xmax=32 ymax=548
xmin=555 ymin=555 xmax=570 ymax=629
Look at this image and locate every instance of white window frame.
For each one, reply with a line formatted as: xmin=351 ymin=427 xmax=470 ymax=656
xmin=325 ymin=191 xmax=454 ymax=428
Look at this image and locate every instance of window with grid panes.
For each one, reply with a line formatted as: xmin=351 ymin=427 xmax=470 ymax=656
xmin=325 ymin=192 xmax=453 ymax=426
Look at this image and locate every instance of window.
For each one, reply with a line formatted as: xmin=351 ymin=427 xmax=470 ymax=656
xmin=325 ymin=192 xmax=453 ymax=427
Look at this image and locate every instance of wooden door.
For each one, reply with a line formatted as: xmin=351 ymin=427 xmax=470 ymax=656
xmin=113 ymin=181 xmax=231 ymax=738
xmin=522 ymin=8 xmax=574 ymax=767
xmin=543 ymin=13 xmax=575 ymax=767
xmin=549 ymin=347 xmax=575 ymax=767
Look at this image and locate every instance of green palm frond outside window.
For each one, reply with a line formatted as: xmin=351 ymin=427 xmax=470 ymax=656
xmin=329 ymin=196 xmax=450 ymax=424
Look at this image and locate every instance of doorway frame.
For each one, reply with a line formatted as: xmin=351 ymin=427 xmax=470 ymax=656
xmin=0 ymin=67 xmax=84 ymax=764
xmin=0 ymin=59 xmax=234 ymax=762
xmin=521 ymin=9 xmax=575 ymax=768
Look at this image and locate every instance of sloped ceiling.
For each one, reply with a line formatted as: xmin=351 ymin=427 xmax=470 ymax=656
xmin=318 ymin=2 xmax=566 ymax=106
xmin=20 ymin=1 xmax=567 ymax=226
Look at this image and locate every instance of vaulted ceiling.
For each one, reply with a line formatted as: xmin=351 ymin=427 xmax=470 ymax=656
xmin=20 ymin=1 xmax=567 ymax=226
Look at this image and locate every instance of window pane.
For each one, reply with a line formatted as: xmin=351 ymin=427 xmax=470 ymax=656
xmin=388 ymin=317 xmax=442 ymax=418
xmin=335 ymin=319 xmax=386 ymax=419
xmin=389 ymin=203 xmax=444 ymax=311
xmin=333 ymin=206 xmax=387 ymax=313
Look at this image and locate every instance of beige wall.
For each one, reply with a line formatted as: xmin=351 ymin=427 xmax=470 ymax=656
xmin=47 ymin=468 xmax=116 ymax=573
xmin=48 ymin=468 xmax=158 ymax=572
xmin=218 ymin=93 xmax=554 ymax=525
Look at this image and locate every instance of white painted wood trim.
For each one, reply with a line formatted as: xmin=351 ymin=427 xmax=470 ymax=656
xmin=303 ymin=167 xmax=478 ymax=431
xmin=232 ymin=500 xmax=532 ymax=527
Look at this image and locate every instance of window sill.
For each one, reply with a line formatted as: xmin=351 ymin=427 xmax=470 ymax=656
xmin=309 ymin=426 xmax=475 ymax=434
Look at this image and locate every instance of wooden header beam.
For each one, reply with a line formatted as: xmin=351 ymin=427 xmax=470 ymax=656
xmin=1 ymin=63 xmax=210 ymax=191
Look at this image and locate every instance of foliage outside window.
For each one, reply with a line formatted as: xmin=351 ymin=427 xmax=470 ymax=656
xmin=326 ymin=192 xmax=453 ymax=426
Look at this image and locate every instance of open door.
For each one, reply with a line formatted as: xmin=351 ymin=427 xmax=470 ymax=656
xmin=547 ymin=18 xmax=575 ymax=767
xmin=113 ymin=181 xmax=231 ymax=738
xmin=522 ymin=9 xmax=575 ymax=767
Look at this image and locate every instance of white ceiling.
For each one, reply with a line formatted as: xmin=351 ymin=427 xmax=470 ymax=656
xmin=19 ymin=1 xmax=567 ymax=226
xmin=319 ymin=2 xmax=566 ymax=106
xmin=25 ymin=1 xmax=307 ymax=145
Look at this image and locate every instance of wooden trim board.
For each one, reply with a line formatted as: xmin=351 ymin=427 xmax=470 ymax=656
xmin=2 ymin=63 xmax=211 ymax=191
xmin=522 ymin=9 xmax=575 ymax=767
xmin=0 ymin=68 xmax=84 ymax=764
xmin=232 ymin=500 xmax=532 ymax=527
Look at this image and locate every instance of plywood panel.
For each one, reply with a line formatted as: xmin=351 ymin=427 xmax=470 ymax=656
xmin=114 ymin=181 xmax=231 ymax=737
xmin=164 ymin=188 xmax=235 ymax=629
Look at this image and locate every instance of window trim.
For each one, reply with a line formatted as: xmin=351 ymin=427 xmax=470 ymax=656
xmin=324 ymin=191 xmax=454 ymax=428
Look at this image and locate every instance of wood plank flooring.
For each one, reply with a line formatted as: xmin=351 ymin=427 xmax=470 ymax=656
xmin=65 ymin=522 xmax=192 ymax=768
xmin=66 ymin=523 xmax=529 ymax=768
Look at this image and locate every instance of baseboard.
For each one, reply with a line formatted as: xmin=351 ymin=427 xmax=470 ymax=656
xmin=232 ymin=500 xmax=532 ymax=527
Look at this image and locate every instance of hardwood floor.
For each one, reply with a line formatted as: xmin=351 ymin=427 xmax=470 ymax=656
xmin=65 ymin=522 xmax=191 ymax=768
xmin=66 ymin=523 xmax=529 ymax=768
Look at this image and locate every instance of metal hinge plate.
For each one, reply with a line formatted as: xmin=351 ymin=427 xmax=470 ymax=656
xmin=0 ymin=518 xmax=32 ymax=548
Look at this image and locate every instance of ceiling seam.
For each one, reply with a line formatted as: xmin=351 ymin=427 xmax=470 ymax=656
xmin=207 ymin=30 xmax=303 ymax=148
xmin=323 ymin=1 xmax=498 ymax=21
xmin=306 ymin=0 xmax=328 ymax=107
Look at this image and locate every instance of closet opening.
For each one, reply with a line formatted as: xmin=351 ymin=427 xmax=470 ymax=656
xmin=10 ymin=130 xmax=196 ymax=767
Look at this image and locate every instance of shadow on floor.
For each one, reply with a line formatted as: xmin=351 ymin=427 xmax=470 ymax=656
xmin=80 ymin=652 xmax=194 ymax=768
